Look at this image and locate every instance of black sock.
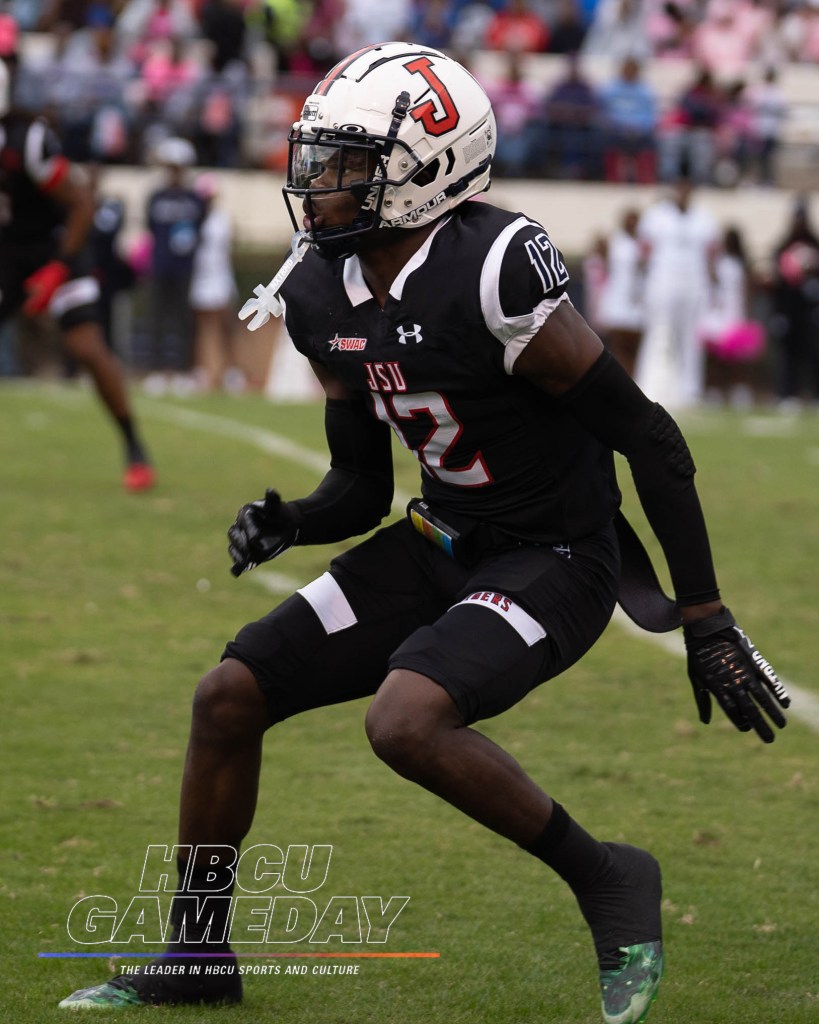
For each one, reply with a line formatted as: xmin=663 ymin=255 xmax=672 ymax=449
xmin=115 ymin=415 xmax=148 ymax=464
xmin=524 ymin=804 xmax=661 ymax=969
xmin=524 ymin=801 xmax=613 ymax=890
xmin=168 ymin=854 xmax=235 ymax=950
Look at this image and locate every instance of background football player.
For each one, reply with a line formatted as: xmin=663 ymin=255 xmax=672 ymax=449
xmin=0 ymin=52 xmax=153 ymax=491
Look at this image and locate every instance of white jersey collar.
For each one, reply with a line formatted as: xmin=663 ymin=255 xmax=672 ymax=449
xmin=342 ymin=215 xmax=452 ymax=306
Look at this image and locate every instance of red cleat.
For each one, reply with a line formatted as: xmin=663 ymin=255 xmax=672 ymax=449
xmin=123 ymin=462 xmax=156 ymax=492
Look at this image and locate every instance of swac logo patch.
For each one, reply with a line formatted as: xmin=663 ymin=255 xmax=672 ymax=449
xmin=328 ymin=334 xmax=367 ymax=352
xmin=302 ymin=103 xmax=320 ymax=121
xmin=397 ymin=324 xmax=423 ymax=345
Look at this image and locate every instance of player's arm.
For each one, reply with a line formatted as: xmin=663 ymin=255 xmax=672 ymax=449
xmin=288 ymin=359 xmax=395 ymax=541
xmin=228 ymin=359 xmax=394 ymax=576
xmin=46 ymin=165 xmax=95 ymax=264
xmin=513 ymin=301 xmax=790 ymax=741
xmin=21 ymin=124 xmax=94 ymax=314
xmin=514 ymin=299 xmax=717 ymax=610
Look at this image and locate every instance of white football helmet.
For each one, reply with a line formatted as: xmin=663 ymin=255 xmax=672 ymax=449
xmin=283 ymin=42 xmax=496 ymax=258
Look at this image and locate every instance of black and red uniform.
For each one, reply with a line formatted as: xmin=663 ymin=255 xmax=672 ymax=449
xmin=0 ymin=112 xmax=100 ymax=328
xmin=224 ymin=203 xmax=637 ymax=724
xmin=282 ymin=203 xmax=621 ymax=542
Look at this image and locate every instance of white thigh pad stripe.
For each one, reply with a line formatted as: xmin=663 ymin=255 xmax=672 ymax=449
xmin=297 ymin=572 xmax=357 ymax=634
xmin=49 ymin=276 xmax=101 ymax=317
xmin=453 ymin=591 xmax=547 ymax=647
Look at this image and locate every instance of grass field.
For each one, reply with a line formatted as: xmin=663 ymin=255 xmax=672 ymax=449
xmin=1 ymin=381 xmax=818 ymax=1023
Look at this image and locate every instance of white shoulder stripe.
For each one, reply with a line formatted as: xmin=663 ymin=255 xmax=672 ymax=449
xmin=502 ymin=293 xmax=570 ymax=373
xmin=480 ymin=217 xmax=571 ymax=374
xmin=480 ymin=217 xmax=531 ymax=333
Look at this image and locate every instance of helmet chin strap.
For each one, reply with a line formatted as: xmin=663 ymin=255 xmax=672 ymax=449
xmin=310 ymin=224 xmax=370 ymax=262
xmin=384 ymin=91 xmax=412 ymax=142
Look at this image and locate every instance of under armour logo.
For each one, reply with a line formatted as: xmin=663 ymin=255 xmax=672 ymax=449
xmin=397 ymin=323 xmax=423 ymax=344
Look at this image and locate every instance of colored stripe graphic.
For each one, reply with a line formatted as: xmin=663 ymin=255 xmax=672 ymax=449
xmin=39 ymin=952 xmax=439 ymax=959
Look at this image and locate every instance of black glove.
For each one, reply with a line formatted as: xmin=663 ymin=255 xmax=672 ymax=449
xmin=683 ymin=606 xmax=790 ymax=743
xmin=227 ymin=488 xmax=299 ymax=577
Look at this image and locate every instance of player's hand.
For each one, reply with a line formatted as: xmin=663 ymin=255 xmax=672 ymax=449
xmin=22 ymin=260 xmax=70 ymax=315
xmin=683 ymin=606 xmax=790 ymax=743
xmin=227 ymin=488 xmax=299 ymax=577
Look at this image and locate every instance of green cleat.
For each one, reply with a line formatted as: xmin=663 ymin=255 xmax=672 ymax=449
xmin=599 ymin=941 xmax=664 ymax=1024
xmin=59 ymin=954 xmax=242 ymax=1009
xmin=59 ymin=977 xmax=145 ymax=1009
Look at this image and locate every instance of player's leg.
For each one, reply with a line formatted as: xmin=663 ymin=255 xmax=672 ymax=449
xmin=60 ymin=318 xmax=154 ymax=489
xmin=58 ymin=612 xmax=391 ymax=1008
xmin=178 ymin=659 xmax=268 ymax=851
xmin=2 ymin=246 xmax=152 ymax=487
xmin=59 ymin=523 xmax=459 ymax=1008
xmin=365 ymin=528 xmax=662 ymax=1024
xmin=55 ymin=272 xmax=154 ymax=490
xmin=59 ymin=658 xmax=266 ymax=1009
xmin=62 ymin=320 xmax=130 ymax=420
xmin=366 ymin=670 xmax=662 ymax=1024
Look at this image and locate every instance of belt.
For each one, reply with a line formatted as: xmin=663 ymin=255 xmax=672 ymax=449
xmin=408 ymin=498 xmax=682 ymax=634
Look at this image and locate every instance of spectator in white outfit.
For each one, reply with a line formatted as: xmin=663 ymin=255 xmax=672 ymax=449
xmin=189 ymin=173 xmax=242 ymax=392
xmin=636 ymin=180 xmax=719 ymax=409
xmin=700 ymin=225 xmax=763 ymax=406
xmin=598 ymin=207 xmax=646 ymax=379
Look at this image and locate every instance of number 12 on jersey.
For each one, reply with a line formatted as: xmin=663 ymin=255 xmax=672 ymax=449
xmin=371 ymin=391 xmax=492 ymax=487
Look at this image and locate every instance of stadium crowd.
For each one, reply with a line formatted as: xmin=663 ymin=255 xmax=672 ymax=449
xmin=2 ymin=0 xmax=819 ymax=407
xmin=0 ymin=0 xmax=817 ymax=177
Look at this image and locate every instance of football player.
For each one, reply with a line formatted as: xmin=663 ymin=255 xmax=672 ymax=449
xmin=0 ymin=50 xmax=153 ymax=491
xmin=60 ymin=43 xmax=788 ymax=1021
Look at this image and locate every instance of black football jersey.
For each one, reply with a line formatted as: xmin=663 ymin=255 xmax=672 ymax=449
xmin=0 ymin=113 xmax=68 ymax=244
xmin=280 ymin=202 xmax=621 ymax=543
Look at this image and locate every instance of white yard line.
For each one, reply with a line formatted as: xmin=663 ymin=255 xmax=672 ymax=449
xmin=143 ymin=402 xmax=333 ymax=474
xmin=140 ymin=400 xmax=415 ymax=510
xmin=251 ymin=569 xmax=305 ymax=595
xmin=740 ymin=416 xmax=799 ymax=438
